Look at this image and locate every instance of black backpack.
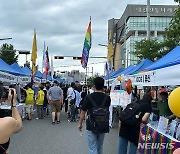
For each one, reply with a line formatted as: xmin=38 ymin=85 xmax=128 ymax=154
xmin=87 ymin=95 xmax=109 ymax=134
xmin=119 ymin=102 xmax=141 ymax=126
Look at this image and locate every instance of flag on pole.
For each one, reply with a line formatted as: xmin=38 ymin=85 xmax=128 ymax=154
xmin=51 ymin=55 xmax=54 ymax=79
xmin=105 ymin=62 xmax=109 ymax=75
xmin=43 ymin=46 xmax=50 ymax=78
xmin=31 ymin=29 xmax=37 ymax=78
xmin=42 ymin=41 xmax=46 ymax=73
xmin=81 ymin=17 xmax=91 ymax=68
xmin=107 ymin=31 xmax=114 ymax=62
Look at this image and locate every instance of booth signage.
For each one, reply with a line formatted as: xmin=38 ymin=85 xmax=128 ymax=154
xmin=0 ymin=71 xmax=17 ymax=83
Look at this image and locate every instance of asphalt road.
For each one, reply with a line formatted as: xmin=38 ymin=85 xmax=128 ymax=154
xmin=9 ymin=110 xmax=119 ymax=154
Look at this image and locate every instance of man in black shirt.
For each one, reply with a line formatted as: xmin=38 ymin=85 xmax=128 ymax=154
xmin=78 ymin=77 xmax=111 ymax=154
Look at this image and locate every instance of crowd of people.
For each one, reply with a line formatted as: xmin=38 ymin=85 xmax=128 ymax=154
xmin=22 ymin=80 xmax=96 ymax=124
xmin=1 ymin=78 xmax=180 ymax=154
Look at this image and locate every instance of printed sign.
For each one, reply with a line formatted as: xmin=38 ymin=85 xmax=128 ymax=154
xmin=0 ymin=71 xmax=17 ymax=83
xmin=110 ymin=90 xmax=131 ymax=107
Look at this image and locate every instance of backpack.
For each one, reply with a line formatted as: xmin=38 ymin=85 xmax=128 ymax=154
xmin=70 ymin=91 xmax=76 ymax=106
xmin=119 ymin=102 xmax=141 ymax=126
xmin=87 ymin=95 xmax=109 ymax=134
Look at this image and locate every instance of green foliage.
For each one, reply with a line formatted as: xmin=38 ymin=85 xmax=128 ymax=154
xmin=164 ymin=6 xmax=180 ymax=52
xmin=174 ymin=0 xmax=180 ymax=3
xmin=133 ymin=39 xmax=163 ymax=62
xmin=87 ymin=77 xmax=94 ymax=86
xmin=0 ymin=43 xmax=18 ymax=65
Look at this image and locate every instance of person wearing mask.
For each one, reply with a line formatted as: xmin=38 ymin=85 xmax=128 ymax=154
xmin=0 ymin=87 xmax=22 ymax=154
xmin=47 ymin=81 xmax=63 ymax=124
xmin=88 ymin=85 xmax=95 ymax=94
xmin=25 ymin=83 xmax=34 ymax=120
xmin=36 ymin=84 xmax=45 ymax=119
xmin=78 ymin=77 xmax=111 ymax=154
xmin=118 ymin=86 xmax=152 ymax=154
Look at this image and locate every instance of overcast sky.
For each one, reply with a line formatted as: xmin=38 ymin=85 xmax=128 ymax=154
xmin=0 ymin=0 xmax=177 ymax=76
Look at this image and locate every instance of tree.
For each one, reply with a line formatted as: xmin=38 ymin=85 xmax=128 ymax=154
xmin=164 ymin=6 xmax=180 ymax=53
xmin=0 ymin=43 xmax=18 ymax=65
xmin=174 ymin=0 xmax=180 ymax=3
xmin=133 ymin=39 xmax=163 ymax=62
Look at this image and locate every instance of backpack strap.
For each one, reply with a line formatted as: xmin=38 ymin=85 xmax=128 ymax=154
xmin=87 ymin=94 xmax=108 ymax=107
xmin=73 ymin=91 xmax=76 ymax=101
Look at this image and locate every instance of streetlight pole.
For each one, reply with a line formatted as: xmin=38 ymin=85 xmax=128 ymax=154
xmin=147 ymin=0 xmax=150 ymax=40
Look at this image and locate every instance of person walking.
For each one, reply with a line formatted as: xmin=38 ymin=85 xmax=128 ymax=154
xmin=68 ymin=85 xmax=81 ymax=122
xmin=67 ymin=82 xmax=75 ymax=118
xmin=78 ymin=77 xmax=111 ymax=154
xmin=36 ymin=84 xmax=45 ymax=119
xmin=61 ymin=83 xmax=68 ymax=113
xmin=47 ymin=81 xmax=63 ymax=124
xmin=25 ymin=83 xmax=34 ymax=120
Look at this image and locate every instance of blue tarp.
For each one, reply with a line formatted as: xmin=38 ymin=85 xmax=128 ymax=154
xmin=104 ymin=68 xmax=124 ymax=80
xmin=55 ymin=77 xmax=65 ymax=83
xmin=35 ymin=71 xmax=44 ymax=78
xmin=0 ymin=58 xmax=20 ymax=75
xmin=112 ymin=65 xmax=135 ymax=78
xmin=127 ymin=59 xmax=153 ymax=75
xmin=22 ymin=66 xmax=32 ymax=75
xmin=145 ymin=46 xmax=180 ymax=71
xmin=11 ymin=63 xmax=30 ymax=76
xmin=47 ymin=75 xmax=52 ymax=81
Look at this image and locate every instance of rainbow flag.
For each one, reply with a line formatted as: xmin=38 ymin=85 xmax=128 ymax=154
xmin=81 ymin=17 xmax=91 ymax=68
xmin=43 ymin=46 xmax=50 ymax=78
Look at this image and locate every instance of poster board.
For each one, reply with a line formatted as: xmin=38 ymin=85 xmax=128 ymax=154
xmin=110 ymin=90 xmax=131 ymax=107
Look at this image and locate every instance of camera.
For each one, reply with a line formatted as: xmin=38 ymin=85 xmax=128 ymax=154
xmin=0 ymin=82 xmax=12 ymax=118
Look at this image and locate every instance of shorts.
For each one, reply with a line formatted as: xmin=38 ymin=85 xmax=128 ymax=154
xmin=50 ymin=100 xmax=61 ymax=112
xmin=26 ymin=104 xmax=33 ymax=113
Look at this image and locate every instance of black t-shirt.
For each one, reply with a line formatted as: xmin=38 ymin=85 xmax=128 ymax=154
xmin=81 ymin=92 xmax=111 ymax=131
xmin=119 ymin=101 xmax=152 ymax=146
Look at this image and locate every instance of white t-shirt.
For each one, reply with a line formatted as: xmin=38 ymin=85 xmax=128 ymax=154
xmin=67 ymin=87 xmax=73 ymax=98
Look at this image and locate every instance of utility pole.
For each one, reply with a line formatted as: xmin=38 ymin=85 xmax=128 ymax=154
xmin=147 ymin=0 xmax=150 ymax=40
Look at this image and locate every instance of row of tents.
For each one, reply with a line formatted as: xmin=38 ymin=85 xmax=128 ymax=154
xmin=104 ymin=46 xmax=180 ymax=87
xmin=0 ymin=58 xmax=65 ymax=84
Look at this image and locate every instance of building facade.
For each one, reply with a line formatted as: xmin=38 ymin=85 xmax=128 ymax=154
xmin=108 ymin=4 xmax=177 ymax=71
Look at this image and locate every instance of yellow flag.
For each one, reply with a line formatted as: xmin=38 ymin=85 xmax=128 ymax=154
xmin=107 ymin=32 xmax=114 ymax=62
xmin=31 ymin=29 xmax=37 ymax=76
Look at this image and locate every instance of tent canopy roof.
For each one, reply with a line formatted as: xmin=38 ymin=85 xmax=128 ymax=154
xmin=127 ymin=59 xmax=153 ymax=75
xmin=0 ymin=58 xmax=20 ymax=75
xmin=11 ymin=63 xmax=30 ymax=76
xmin=145 ymin=46 xmax=180 ymax=71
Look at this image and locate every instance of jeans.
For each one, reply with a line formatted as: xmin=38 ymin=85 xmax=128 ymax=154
xmin=118 ymin=137 xmax=137 ymax=154
xmin=86 ymin=130 xmax=105 ymax=154
xmin=70 ymin=105 xmax=77 ymax=121
xmin=37 ymin=105 xmax=43 ymax=119
xmin=47 ymin=104 xmax=51 ymax=115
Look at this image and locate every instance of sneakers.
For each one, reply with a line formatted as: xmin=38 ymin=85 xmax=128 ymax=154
xmin=68 ymin=119 xmax=73 ymax=122
xmin=36 ymin=118 xmax=39 ymax=120
xmin=57 ymin=121 xmax=60 ymax=124
xmin=52 ymin=122 xmax=55 ymax=125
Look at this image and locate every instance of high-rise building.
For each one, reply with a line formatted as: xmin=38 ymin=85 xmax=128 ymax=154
xmin=108 ymin=4 xmax=177 ymax=71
